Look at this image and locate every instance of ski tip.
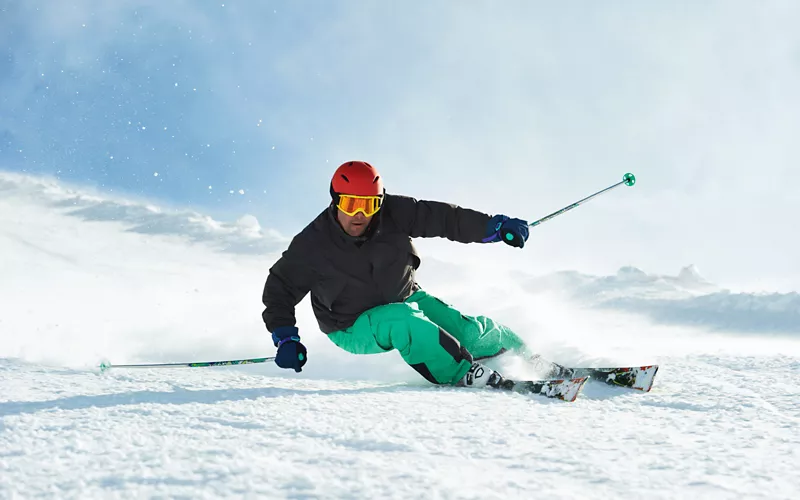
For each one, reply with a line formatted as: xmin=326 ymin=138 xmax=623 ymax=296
xmin=639 ymin=365 xmax=659 ymax=392
xmin=561 ymin=376 xmax=590 ymax=402
xmin=622 ymin=365 xmax=659 ymax=392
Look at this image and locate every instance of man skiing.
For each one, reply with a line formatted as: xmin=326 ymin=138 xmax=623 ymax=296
xmin=262 ymin=161 xmax=531 ymax=389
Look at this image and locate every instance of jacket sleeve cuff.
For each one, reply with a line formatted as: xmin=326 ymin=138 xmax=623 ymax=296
xmin=271 ymin=326 xmax=300 ymax=346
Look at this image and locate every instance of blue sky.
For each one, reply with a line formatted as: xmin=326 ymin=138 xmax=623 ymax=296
xmin=2 ymin=1 xmax=799 ymax=290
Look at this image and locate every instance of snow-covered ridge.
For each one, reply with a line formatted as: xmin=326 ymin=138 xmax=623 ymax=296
xmin=521 ymin=264 xmax=718 ymax=301
xmin=522 ymin=265 xmax=800 ymax=334
xmin=0 ymin=171 xmax=288 ymax=254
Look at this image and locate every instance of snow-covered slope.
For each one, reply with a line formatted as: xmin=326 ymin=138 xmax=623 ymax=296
xmin=2 ymin=173 xmax=798 ymax=499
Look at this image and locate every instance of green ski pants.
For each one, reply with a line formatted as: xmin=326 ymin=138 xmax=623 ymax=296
xmin=327 ymin=290 xmax=526 ymax=385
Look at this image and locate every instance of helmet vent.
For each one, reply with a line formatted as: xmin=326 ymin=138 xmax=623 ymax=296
xmin=340 ymin=174 xmax=350 ymax=183
xmin=373 ymin=176 xmax=380 ymax=184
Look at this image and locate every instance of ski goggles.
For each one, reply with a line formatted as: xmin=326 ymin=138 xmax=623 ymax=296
xmin=336 ymin=194 xmax=383 ymax=217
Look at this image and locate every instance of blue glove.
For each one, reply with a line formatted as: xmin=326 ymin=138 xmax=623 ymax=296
xmin=483 ymin=215 xmax=529 ymax=248
xmin=272 ymin=326 xmax=307 ymax=373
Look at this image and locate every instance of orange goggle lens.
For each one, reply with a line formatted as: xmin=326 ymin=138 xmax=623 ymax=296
xmin=337 ymin=194 xmax=382 ymax=217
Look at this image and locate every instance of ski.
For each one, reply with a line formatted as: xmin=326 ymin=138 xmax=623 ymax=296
xmin=499 ymin=376 xmax=589 ymax=402
xmin=567 ymin=366 xmax=658 ymax=392
xmin=526 ymin=355 xmax=659 ymax=392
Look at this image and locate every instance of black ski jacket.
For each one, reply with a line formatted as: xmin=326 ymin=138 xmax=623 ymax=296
xmin=262 ymin=193 xmax=491 ymax=334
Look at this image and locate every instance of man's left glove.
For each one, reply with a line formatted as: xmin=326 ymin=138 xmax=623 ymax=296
xmin=272 ymin=326 xmax=308 ymax=373
xmin=483 ymin=215 xmax=530 ymax=248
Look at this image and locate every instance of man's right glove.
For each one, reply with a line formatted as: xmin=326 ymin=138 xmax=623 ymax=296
xmin=272 ymin=326 xmax=308 ymax=373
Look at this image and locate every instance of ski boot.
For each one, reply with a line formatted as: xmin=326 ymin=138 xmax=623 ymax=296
xmin=457 ymin=362 xmax=514 ymax=390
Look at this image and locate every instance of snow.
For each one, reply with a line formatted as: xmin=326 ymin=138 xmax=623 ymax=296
xmin=2 ymin=172 xmax=799 ymax=499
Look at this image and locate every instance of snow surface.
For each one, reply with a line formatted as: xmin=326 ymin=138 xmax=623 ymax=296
xmin=2 ymin=172 xmax=799 ymax=499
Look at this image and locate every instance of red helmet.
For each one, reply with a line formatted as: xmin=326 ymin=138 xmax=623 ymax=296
xmin=330 ymin=161 xmax=384 ymax=197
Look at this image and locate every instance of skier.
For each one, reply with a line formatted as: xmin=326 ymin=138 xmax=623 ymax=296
xmin=262 ymin=161 xmax=531 ymax=389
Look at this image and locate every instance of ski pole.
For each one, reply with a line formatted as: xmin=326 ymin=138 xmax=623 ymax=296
xmin=99 ymin=356 xmax=275 ymax=373
xmin=529 ymin=173 xmax=636 ymax=228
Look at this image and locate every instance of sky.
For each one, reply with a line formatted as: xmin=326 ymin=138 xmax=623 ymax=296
xmin=1 ymin=1 xmax=800 ymax=290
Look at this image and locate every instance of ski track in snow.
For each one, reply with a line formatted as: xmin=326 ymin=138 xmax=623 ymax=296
xmin=2 ymin=172 xmax=800 ymax=498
